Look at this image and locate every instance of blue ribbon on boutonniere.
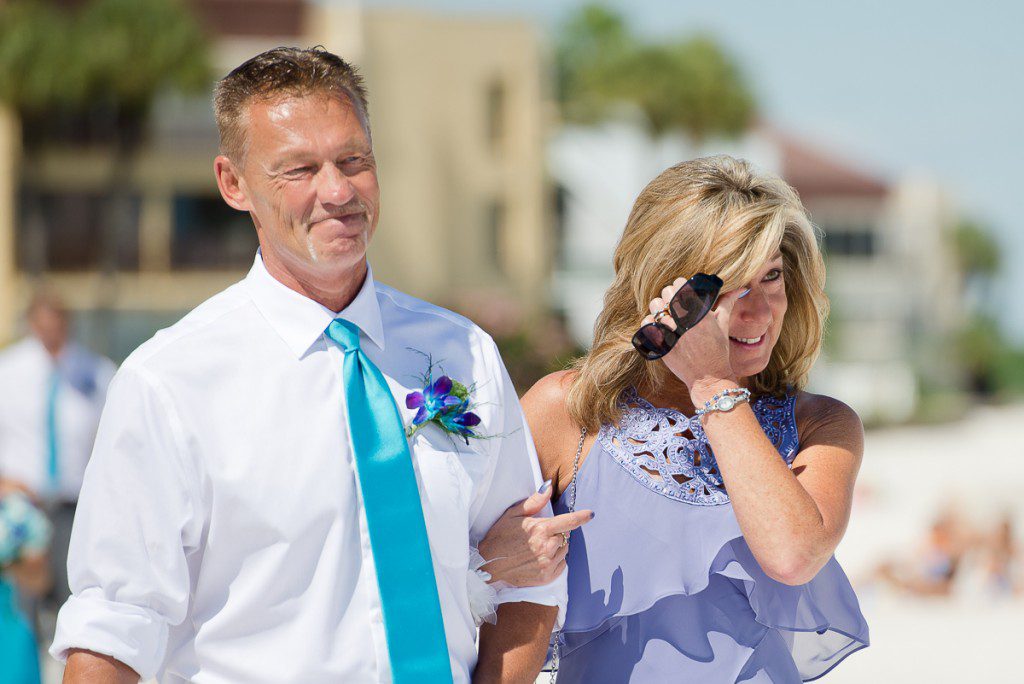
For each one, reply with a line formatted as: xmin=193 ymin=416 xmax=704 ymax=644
xmin=405 ymin=369 xmax=482 ymax=444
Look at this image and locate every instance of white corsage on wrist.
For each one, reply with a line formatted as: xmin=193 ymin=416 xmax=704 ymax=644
xmin=467 ymin=546 xmax=499 ymax=626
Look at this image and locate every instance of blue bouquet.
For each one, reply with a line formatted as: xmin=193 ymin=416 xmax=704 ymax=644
xmin=0 ymin=493 xmax=52 ymax=566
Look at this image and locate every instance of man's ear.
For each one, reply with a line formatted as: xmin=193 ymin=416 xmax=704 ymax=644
xmin=214 ymin=155 xmax=251 ymax=211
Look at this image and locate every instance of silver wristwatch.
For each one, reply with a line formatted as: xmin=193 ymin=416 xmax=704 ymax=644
xmin=694 ymin=387 xmax=751 ymax=419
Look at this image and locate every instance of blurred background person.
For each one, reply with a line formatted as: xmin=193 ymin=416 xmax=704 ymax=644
xmin=868 ymin=507 xmax=969 ymax=598
xmin=0 ymin=292 xmax=115 ymax=638
xmin=865 ymin=507 xmax=1023 ymax=601
xmin=0 ymin=478 xmax=53 ymax=684
xmin=983 ymin=513 xmax=1021 ymax=597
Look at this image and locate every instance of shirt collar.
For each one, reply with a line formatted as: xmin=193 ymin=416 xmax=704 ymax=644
xmin=245 ymin=251 xmax=386 ymax=358
xmin=25 ymin=336 xmax=67 ymax=367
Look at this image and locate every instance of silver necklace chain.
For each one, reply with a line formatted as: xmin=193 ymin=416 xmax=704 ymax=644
xmin=548 ymin=426 xmax=587 ymax=683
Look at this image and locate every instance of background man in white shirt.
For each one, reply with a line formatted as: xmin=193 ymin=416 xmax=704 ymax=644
xmin=0 ymin=291 xmax=115 ymax=624
xmin=53 ymin=47 xmax=588 ymax=683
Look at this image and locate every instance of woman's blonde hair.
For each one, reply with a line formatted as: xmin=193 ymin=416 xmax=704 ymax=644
xmin=566 ymin=155 xmax=828 ymax=431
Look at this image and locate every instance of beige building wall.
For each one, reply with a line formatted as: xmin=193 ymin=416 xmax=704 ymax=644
xmin=802 ymin=194 xmax=906 ymax=361
xmin=0 ymin=6 xmax=551 ymax=354
xmin=0 ymin=107 xmax=18 ymax=344
xmin=311 ymin=6 xmax=549 ymax=315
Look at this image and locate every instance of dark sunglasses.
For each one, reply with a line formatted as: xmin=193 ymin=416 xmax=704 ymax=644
xmin=631 ymin=273 xmax=724 ymax=360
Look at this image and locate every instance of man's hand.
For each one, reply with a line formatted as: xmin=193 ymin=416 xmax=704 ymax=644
xmin=63 ymin=649 xmax=140 ymax=684
xmin=478 ymin=482 xmax=593 ymax=587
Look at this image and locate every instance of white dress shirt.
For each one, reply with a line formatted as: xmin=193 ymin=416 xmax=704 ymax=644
xmin=51 ymin=254 xmax=566 ymax=683
xmin=0 ymin=337 xmax=115 ymax=501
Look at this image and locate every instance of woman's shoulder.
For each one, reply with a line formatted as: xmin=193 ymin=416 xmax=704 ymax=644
xmin=522 ymin=370 xmax=579 ymax=441
xmin=522 ymin=371 xmax=587 ymax=483
xmin=794 ymin=390 xmax=862 ymax=425
xmin=793 ymin=390 xmax=864 ymax=450
xmin=524 ymin=369 xmax=576 ymax=404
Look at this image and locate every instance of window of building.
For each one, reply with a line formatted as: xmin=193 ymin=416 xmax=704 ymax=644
xmin=486 ymin=200 xmax=506 ymax=273
xmin=553 ymin=184 xmax=568 ymax=268
xmin=485 ymin=79 xmax=507 ymax=152
xmin=171 ymin=194 xmax=257 ymax=269
xmin=16 ymin=187 xmax=140 ymax=272
xmin=150 ymin=92 xmax=220 ymax=151
xmin=822 ymin=225 xmax=877 ymax=257
xmin=76 ymin=309 xmax=189 ymax=363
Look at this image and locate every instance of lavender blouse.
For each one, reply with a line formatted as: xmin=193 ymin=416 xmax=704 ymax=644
xmin=552 ymin=390 xmax=868 ymax=682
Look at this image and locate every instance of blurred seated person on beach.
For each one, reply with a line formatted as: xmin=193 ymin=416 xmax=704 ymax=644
xmin=983 ymin=513 xmax=1021 ymax=597
xmin=0 ymin=292 xmax=116 ymax=615
xmin=871 ymin=508 xmax=968 ymax=597
xmin=0 ymin=478 xmax=53 ymax=684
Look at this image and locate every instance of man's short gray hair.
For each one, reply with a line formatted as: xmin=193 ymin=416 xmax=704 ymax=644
xmin=213 ymin=46 xmax=370 ymax=163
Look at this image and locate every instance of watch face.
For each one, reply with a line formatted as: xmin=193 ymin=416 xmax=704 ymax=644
xmin=718 ymin=396 xmax=736 ymax=411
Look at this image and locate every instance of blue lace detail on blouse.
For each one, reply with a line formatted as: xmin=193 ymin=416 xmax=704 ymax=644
xmin=598 ymin=389 xmax=799 ymax=506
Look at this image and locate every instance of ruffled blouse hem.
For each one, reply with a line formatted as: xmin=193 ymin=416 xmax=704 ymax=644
xmin=800 ymin=629 xmax=868 ymax=682
xmin=559 ymin=534 xmax=869 ymax=681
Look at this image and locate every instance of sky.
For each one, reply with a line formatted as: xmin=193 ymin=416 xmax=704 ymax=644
xmin=347 ymin=0 xmax=1024 ymax=341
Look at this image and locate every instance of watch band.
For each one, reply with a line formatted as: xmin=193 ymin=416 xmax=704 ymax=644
xmin=694 ymin=387 xmax=751 ymax=419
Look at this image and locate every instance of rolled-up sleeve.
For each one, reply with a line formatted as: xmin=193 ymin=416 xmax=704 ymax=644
xmin=468 ymin=337 xmax=568 ymax=628
xmin=50 ymin=363 xmax=203 ymax=679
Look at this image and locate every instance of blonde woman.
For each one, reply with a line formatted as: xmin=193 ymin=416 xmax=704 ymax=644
xmin=526 ymin=156 xmax=869 ymax=682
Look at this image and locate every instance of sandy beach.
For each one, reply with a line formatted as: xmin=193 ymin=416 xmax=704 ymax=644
xmin=822 ymin=402 xmax=1023 ymax=683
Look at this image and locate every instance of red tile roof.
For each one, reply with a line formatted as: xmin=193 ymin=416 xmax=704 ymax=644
xmin=764 ymin=127 xmax=889 ymax=199
xmin=187 ymin=0 xmax=307 ymax=37
xmin=52 ymin=0 xmax=308 ymax=38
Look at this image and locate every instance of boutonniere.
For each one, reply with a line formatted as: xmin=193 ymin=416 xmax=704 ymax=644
xmin=405 ymin=355 xmax=482 ymax=444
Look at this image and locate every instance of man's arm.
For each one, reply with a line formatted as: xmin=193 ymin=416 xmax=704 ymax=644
xmin=478 ymin=371 xmax=593 ymax=588
xmin=64 ymin=650 xmax=140 ymax=684
xmin=466 ymin=337 xmax=568 ymax=681
xmin=473 ymin=603 xmax=557 ymax=684
xmin=51 ymin=365 xmax=200 ymax=680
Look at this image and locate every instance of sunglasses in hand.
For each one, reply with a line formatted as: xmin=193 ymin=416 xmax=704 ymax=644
xmin=631 ymin=273 xmax=724 ymax=361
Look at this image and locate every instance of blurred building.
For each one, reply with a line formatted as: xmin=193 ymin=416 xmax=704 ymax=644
xmin=0 ymin=0 xmax=550 ymax=359
xmin=771 ymin=130 xmax=962 ymax=423
xmin=549 ymin=122 xmax=962 ymax=423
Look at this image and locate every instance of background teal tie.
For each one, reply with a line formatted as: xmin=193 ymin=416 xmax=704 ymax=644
xmin=325 ymin=319 xmax=452 ymax=684
xmin=46 ymin=367 xmax=61 ymax=495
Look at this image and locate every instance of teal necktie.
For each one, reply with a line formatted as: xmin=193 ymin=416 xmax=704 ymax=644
xmin=324 ymin=319 xmax=452 ymax=684
xmin=46 ymin=367 xmax=61 ymax=494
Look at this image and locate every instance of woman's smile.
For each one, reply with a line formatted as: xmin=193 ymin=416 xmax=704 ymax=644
xmin=729 ymin=333 xmax=765 ymax=348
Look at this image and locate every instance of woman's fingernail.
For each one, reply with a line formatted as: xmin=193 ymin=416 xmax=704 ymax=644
xmin=589 ymin=511 xmax=596 ymax=519
xmin=738 ymin=288 xmax=751 ymax=299
xmin=538 ymin=480 xmax=552 ymax=494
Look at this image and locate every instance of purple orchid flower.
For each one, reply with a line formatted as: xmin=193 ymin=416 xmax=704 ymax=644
xmin=439 ymin=401 xmax=482 ymax=444
xmin=405 ymin=375 xmax=462 ymax=426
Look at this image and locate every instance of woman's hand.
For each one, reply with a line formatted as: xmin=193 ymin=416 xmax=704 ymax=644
xmin=477 ymin=482 xmax=593 ymax=587
xmin=7 ymin=551 xmax=51 ymax=597
xmin=0 ymin=478 xmax=38 ymax=504
xmin=643 ymin=280 xmax=742 ymax=395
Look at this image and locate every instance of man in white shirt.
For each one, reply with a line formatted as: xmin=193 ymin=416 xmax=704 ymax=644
xmin=0 ymin=292 xmax=116 ymax=612
xmin=52 ymin=47 xmax=585 ymax=683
